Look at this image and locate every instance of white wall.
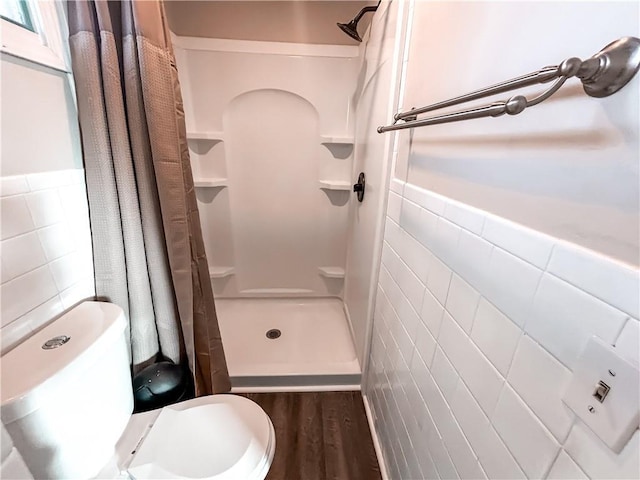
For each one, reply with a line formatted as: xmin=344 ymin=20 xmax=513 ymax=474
xmin=400 ymin=1 xmax=639 ymax=266
xmin=174 ymin=37 xmax=360 ymax=298
xmin=363 ymin=1 xmax=640 ymax=479
xmin=344 ymin=0 xmax=408 ymax=369
xmin=1 ymin=55 xmax=82 ymax=175
xmin=0 ymin=53 xmax=94 ymax=353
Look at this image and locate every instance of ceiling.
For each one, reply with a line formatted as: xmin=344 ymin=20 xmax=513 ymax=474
xmin=163 ymin=1 xmax=377 ymax=45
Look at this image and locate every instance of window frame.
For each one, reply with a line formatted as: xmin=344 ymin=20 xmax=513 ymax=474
xmin=0 ymin=1 xmax=69 ymax=72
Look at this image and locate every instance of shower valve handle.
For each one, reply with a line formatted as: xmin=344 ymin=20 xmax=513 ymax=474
xmin=353 ymin=172 xmax=365 ymax=202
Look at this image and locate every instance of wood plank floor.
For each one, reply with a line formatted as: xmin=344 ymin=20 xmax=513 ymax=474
xmin=240 ymin=391 xmax=382 ymax=480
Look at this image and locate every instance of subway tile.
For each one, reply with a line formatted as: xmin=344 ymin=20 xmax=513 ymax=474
xmin=492 ymin=386 xmax=560 ymax=479
xmin=482 ymin=215 xmax=554 ymax=269
xmin=392 ymin=288 xmax=422 ymax=341
xmin=526 ymin=273 xmax=629 ymax=369
xmin=384 ymin=217 xmax=402 ymax=253
xmin=431 ymin=346 xmax=459 ymax=402
xmin=37 ymin=223 xmax=75 ymax=261
xmin=71 ymin=169 xmax=86 ymax=185
xmin=404 ymin=408 xmax=438 ymax=479
xmin=479 ymin=247 xmax=543 ymax=329
xmin=389 ymin=178 xmax=405 ymax=194
xmin=25 ymin=190 xmax=64 ymax=227
xmin=389 ymin=314 xmax=414 ymax=367
xmin=445 ymin=274 xmax=480 ymax=333
xmin=564 ymin=421 xmax=640 ymax=480
xmin=26 ymin=170 xmax=74 ymax=191
xmin=57 ymin=184 xmax=89 ymax=218
xmin=404 ymin=183 xmax=446 ymax=215
xmin=429 ymin=217 xmax=462 ymax=267
xmin=614 ymin=319 xmax=640 ymax=365
xmin=399 ymin=198 xmax=425 ymax=242
xmin=387 ymin=191 xmax=402 ymax=222
xmin=0 ymin=266 xmax=58 ymax=327
xmin=396 ymin=230 xmax=432 ymax=284
xmin=413 ymin=350 xmax=480 ymax=479
xmin=379 ymin=265 xmax=402 ymax=313
xmin=1 ymin=196 xmax=34 ymax=240
xmin=427 ymin=427 xmax=460 ymax=480
xmin=471 ymin=298 xmax=521 ymax=376
xmin=427 ymin=256 xmax=452 ymax=305
xmin=0 ymin=318 xmax=33 ymax=355
xmin=1 ymin=232 xmax=47 ymax=283
xmin=49 ymin=253 xmax=84 ymax=292
xmin=1 ymin=176 xmax=29 ymax=197
xmin=382 ymin=242 xmax=400 ymax=279
xmin=450 ymin=382 xmax=526 ymax=480
xmin=548 ymin=242 xmax=640 ymax=319
xmin=547 ymin=451 xmax=588 ymax=480
xmin=59 ymin=278 xmax=95 ymax=310
xmin=414 ymin=319 xmax=437 ymax=367
xmin=449 ymin=229 xmax=493 ymax=292
xmin=420 ymin=288 xmax=445 ymax=338
xmin=507 ymin=335 xmax=575 ymax=442
xmin=439 ymin=312 xmax=504 ymax=416
xmin=446 ymin=424 xmax=487 ymax=480
xmin=415 ymin=208 xmax=439 ymax=249
xmin=19 ymin=295 xmax=64 ymax=334
xmin=394 ymin=389 xmax=424 ymax=480
xmin=394 ymin=254 xmax=426 ymax=314
xmin=444 ymin=201 xmax=485 ymax=235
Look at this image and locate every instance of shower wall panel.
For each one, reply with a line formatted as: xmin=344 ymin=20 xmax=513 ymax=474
xmin=173 ymin=38 xmax=361 ymax=297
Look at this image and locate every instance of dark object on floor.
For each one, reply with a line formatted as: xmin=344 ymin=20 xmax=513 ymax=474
xmin=132 ymin=361 xmax=192 ymax=412
xmin=241 ymin=391 xmax=382 ymax=480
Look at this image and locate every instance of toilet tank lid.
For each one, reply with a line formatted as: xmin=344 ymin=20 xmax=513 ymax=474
xmin=1 ymin=302 xmax=127 ymax=422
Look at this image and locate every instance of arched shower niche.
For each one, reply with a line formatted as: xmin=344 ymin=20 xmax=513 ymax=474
xmin=175 ymin=36 xmax=364 ymax=390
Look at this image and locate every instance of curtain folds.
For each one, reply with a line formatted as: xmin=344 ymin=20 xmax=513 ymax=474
xmin=67 ymin=0 xmax=230 ymax=395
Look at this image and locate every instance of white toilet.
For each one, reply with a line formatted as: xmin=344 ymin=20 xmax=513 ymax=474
xmin=0 ymin=302 xmax=275 ymax=479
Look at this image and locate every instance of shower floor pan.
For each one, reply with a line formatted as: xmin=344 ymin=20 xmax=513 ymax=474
xmin=215 ymin=297 xmax=361 ymax=391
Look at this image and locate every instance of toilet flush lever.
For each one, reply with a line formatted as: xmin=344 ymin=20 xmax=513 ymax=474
xmin=593 ymin=380 xmax=610 ymax=403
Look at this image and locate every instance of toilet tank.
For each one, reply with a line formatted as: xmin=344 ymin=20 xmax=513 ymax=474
xmin=0 ymin=302 xmax=133 ymax=479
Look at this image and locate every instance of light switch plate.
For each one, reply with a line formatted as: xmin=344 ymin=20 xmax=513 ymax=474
xmin=562 ymin=336 xmax=640 ymax=453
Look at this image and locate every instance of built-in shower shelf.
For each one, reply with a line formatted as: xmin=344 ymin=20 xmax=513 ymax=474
xmin=194 ymin=178 xmax=228 ymax=188
xmin=318 ymin=180 xmax=351 ymax=191
xmin=187 ymin=131 xmax=224 ymax=142
xmin=318 ymin=267 xmax=345 ymax=279
xmin=209 ymin=266 xmax=235 ymax=279
xmin=320 ymin=135 xmax=354 ymax=145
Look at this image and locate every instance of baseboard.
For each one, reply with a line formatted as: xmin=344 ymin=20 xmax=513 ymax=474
xmin=363 ymin=393 xmax=390 ymax=480
xmin=231 ymin=384 xmax=361 ymax=393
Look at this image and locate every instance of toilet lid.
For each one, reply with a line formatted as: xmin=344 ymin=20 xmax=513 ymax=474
xmin=127 ymin=395 xmax=275 ymax=480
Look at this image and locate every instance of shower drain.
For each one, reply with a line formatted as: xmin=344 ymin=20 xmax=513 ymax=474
xmin=266 ymin=329 xmax=281 ymax=339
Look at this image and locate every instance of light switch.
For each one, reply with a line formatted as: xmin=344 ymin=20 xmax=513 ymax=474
xmin=562 ymin=336 xmax=640 ymax=453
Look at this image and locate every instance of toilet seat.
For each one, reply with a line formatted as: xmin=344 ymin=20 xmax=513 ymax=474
xmin=126 ymin=395 xmax=275 ymax=480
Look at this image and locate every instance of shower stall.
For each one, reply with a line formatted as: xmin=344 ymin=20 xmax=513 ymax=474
xmin=172 ymin=29 xmax=389 ymax=390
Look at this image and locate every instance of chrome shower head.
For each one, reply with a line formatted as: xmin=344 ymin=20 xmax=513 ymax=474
xmin=336 ymin=3 xmax=379 ymax=43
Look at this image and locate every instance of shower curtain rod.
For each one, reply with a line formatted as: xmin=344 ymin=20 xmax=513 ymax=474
xmin=377 ymin=37 xmax=640 ymax=133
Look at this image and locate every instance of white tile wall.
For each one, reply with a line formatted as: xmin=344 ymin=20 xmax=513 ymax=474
xmin=365 ymin=179 xmax=640 ymax=479
xmin=0 ymin=170 xmax=95 ymax=354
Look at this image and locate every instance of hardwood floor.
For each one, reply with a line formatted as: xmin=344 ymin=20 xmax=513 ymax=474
xmin=240 ymin=391 xmax=382 ymax=480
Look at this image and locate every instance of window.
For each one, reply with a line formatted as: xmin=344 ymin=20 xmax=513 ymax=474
xmin=0 ymin=0 xmax=68 ymax=72
xmin=0 ymin=0 xmax=35 ymax=32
